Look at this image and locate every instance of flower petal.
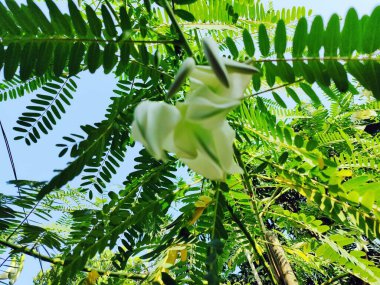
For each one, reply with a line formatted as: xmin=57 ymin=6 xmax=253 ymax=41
xmin=131 ymin=101 xmax=180 ymax=160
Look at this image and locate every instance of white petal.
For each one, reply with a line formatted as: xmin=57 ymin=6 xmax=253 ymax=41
xmin=131 ymin=101 xmax=180 ymax=160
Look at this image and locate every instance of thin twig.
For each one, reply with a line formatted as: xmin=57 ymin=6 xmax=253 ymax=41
xmin=245 ymin=56 xmax=380 ymax=64
xmin=161 ymin=0 xmax=194 ymax=58
xmin=245 ymin=79 xmax=304 ymax=98
xmin=0 ymin=239 xmax=146 ymax=280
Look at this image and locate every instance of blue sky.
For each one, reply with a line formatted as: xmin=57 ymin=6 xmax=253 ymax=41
xmin=0 ymin=0 xmax=379 ymax=284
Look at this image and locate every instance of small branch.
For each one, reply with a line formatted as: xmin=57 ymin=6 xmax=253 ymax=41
xmin=161 ymin=0 xmax=194 ymax=58
xmin=320 ymin=273 xmax=350 ymax=285
xmin=246 ymin=56 xmax=380 ymax=64
xmin=0 ymin=239 xmax=146 ymax=280
xmin=226 ymin=202 xmax=277 ymax=284
xmin=244 ymin=249 xmax=263 ymax=285
xmin=0 ymin=37 xmax=180 ymax=45
xmin=245 ymin=79 xmax=304 ymax=98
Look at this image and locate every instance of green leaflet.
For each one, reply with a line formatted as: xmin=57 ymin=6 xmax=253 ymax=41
xmin=225 ymin=36 xmax=239 ymax=59
xmin=19 ymin=42 xmax=38 ymax=81
xmin=103 ymin=43 xmax=118 ymax=74
xmin=242 ymin=28 xmax=255 ymax=57
xmin=363 ymin=6 xmax=380 ymax=53
xmin=340 ymin=8 xmax=360 ymax=56
xmin=292 ymin=17 xmax=307 ymax=57
xmin=5 ymin=0 xmax=38 ymax=35
xmin=101 ymin=4 xmax=117 ymax=38
xmin=258 ymin=23 xmax=270 ymax=57
xmin=69 ymin=42 xmax=85 ymax=76
xmin=115 ymin=43 xmax=131 ymax=76
xmin=35 ymin=42 xmax=54 ymax=77
xmin=4 ymin=43 xmax=21 ymax=81
xmin=0 ymin=2 xmax=20 ymax=35
xmin=68 ymin=0 xmax=87 ymax=36
xmin=174 ymin=9 xmax=195 ymax=22
xmin=45 ymin=0 xmax=72 ymax=35
xmin=53 ymin=43 xmax=70 ymax=77
xmin=286 ymin=87 xmax=301 ymax=104
xmin=26 ymin=0 xmax=54 ymax=34
xmin=300 ymin=82 xmax=322 ymax=106
xmin=274 ymin=19 xmax=286 ymax=57
xmin=87 ymin=42 xmax=101 ymax=74
xmin=272 ymin=92 xmax=287 ymax=108
xmin=119 ymin=6 xmax=132 ymax=31
xmin=307 ymin=15 xmax=324 ymax=56
xmin=85 ymin=4 xmax=102 ymax=37
xmin=326 ymin=61 xmax=349 ymax=92
xmin=324 ymin=14 xmax=340 ymax=56
xmin=0 ymin=44 xmax=4 ymax=72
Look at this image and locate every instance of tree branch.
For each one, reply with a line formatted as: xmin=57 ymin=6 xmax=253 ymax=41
xmin=245 ymin=79 xmax=304 ymax=98
xmin=161 ymin=0 xmax=194 ymax=58
xmin=0 ymin=239 xmax=146 ymax=280
xmin=246 ymin=56 xmax=380 ymax=64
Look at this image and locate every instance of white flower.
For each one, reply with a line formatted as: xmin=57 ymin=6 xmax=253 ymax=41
xmin=131 ymin=38 xmax=258 ymax=180
xmin=173 ymin=104 xmax=242 ymax=180
xmin=131 ymin=101 xmax=180 ymax=160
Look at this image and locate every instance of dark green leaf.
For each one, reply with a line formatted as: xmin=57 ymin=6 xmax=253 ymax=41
xmin=68 ymin=0 xmax=87 ymax=36
xmin=19 ymin=42 xmax=38 ymax=80
xmin=363 ymin=6 xmax=380 ymax=53
xmin=274 ymin=20 xmax=286 ymax=56
xmin=225 ymin=37 xmax=239 ymax=59
xmin=258 ymin=24 xmax=270 ymax=56
xmin=87 ymin=43 xmax=101 ymax=74
xmin=101 ymin=4 xmax=117 ymax=38
xmin=120 ymin=6 xmax=132 ymax=31
xmin=4 ymin=43 xmax=21 ymax=80
xmin=53 ymin=43 xmax=70 ymax=77
xmin=45 ymin=0 xmax=72 ymax=35
xmin=69 ymin=42 xmax=85 ymax=76
xmin=308 ymin=16 xmax=324 ymax=56
xmin=324 ymin=14 xmax=340 ymax=56
xmin=326 ymin=61 xmax=348 ymax=92
xmin=116 ymin=43 xmax=130 ymax=76
xmin=173 ymin=0 xmax=197 ymax=4
xmin=143 ymin=0 xmax=151 ymax=13
xmin=293 ymin=17 xmax=307 ymax=57
xmin=86 ymin=4 xmax=102 ymax=37
xmin=300 ymin=83 xmax=321 ymax=106
xmin=286 ymin=87 xmax=301 ymax=104
xmin=242 ymin=28 xmax=255 ymax=57
xmin=35 ymin=42 xmax=54 ymax=77
xmin=0 ymin=2 xmax=21 ymax=35
xmin=26 ymin=0 xmax=54 ymax=34
xmin=174 ymin=9 xmax=195 ymax=22
xmin=340 ymin=8 xmax=359 ymax=56
xmin=5 ymin=0 xmax=38 ymax=35
xmin=103 ymin=43 xmax=118 ymax=74
xmin=272 ymin=92 xmax=287 ymax=108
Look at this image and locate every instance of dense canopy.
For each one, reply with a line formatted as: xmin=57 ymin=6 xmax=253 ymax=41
xmin=0 ymin=0 xmax=380 ymax=284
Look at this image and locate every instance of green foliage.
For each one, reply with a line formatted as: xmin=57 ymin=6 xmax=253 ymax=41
xmin=1 ymin=1 xmax=380 ymax=285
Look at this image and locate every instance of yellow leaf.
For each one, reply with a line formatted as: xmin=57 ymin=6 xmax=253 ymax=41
xmin=85 ymin=270 xmax=100 ymax=285
xmin=180 ymin=249 xmax=188 ymax=262
xmin=337 ymin=169 xmax=352 ymax=177
xmin=188 ymin=207 xmax=205 ymax=225
xmin=318 ymin=156 xmax=324 ymax=169
xmin=165 ymin=250 xmax=178 ymax=267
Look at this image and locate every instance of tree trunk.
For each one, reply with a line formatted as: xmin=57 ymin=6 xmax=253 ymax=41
xmin=265 ymin=231 xmax=298 ymax=285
